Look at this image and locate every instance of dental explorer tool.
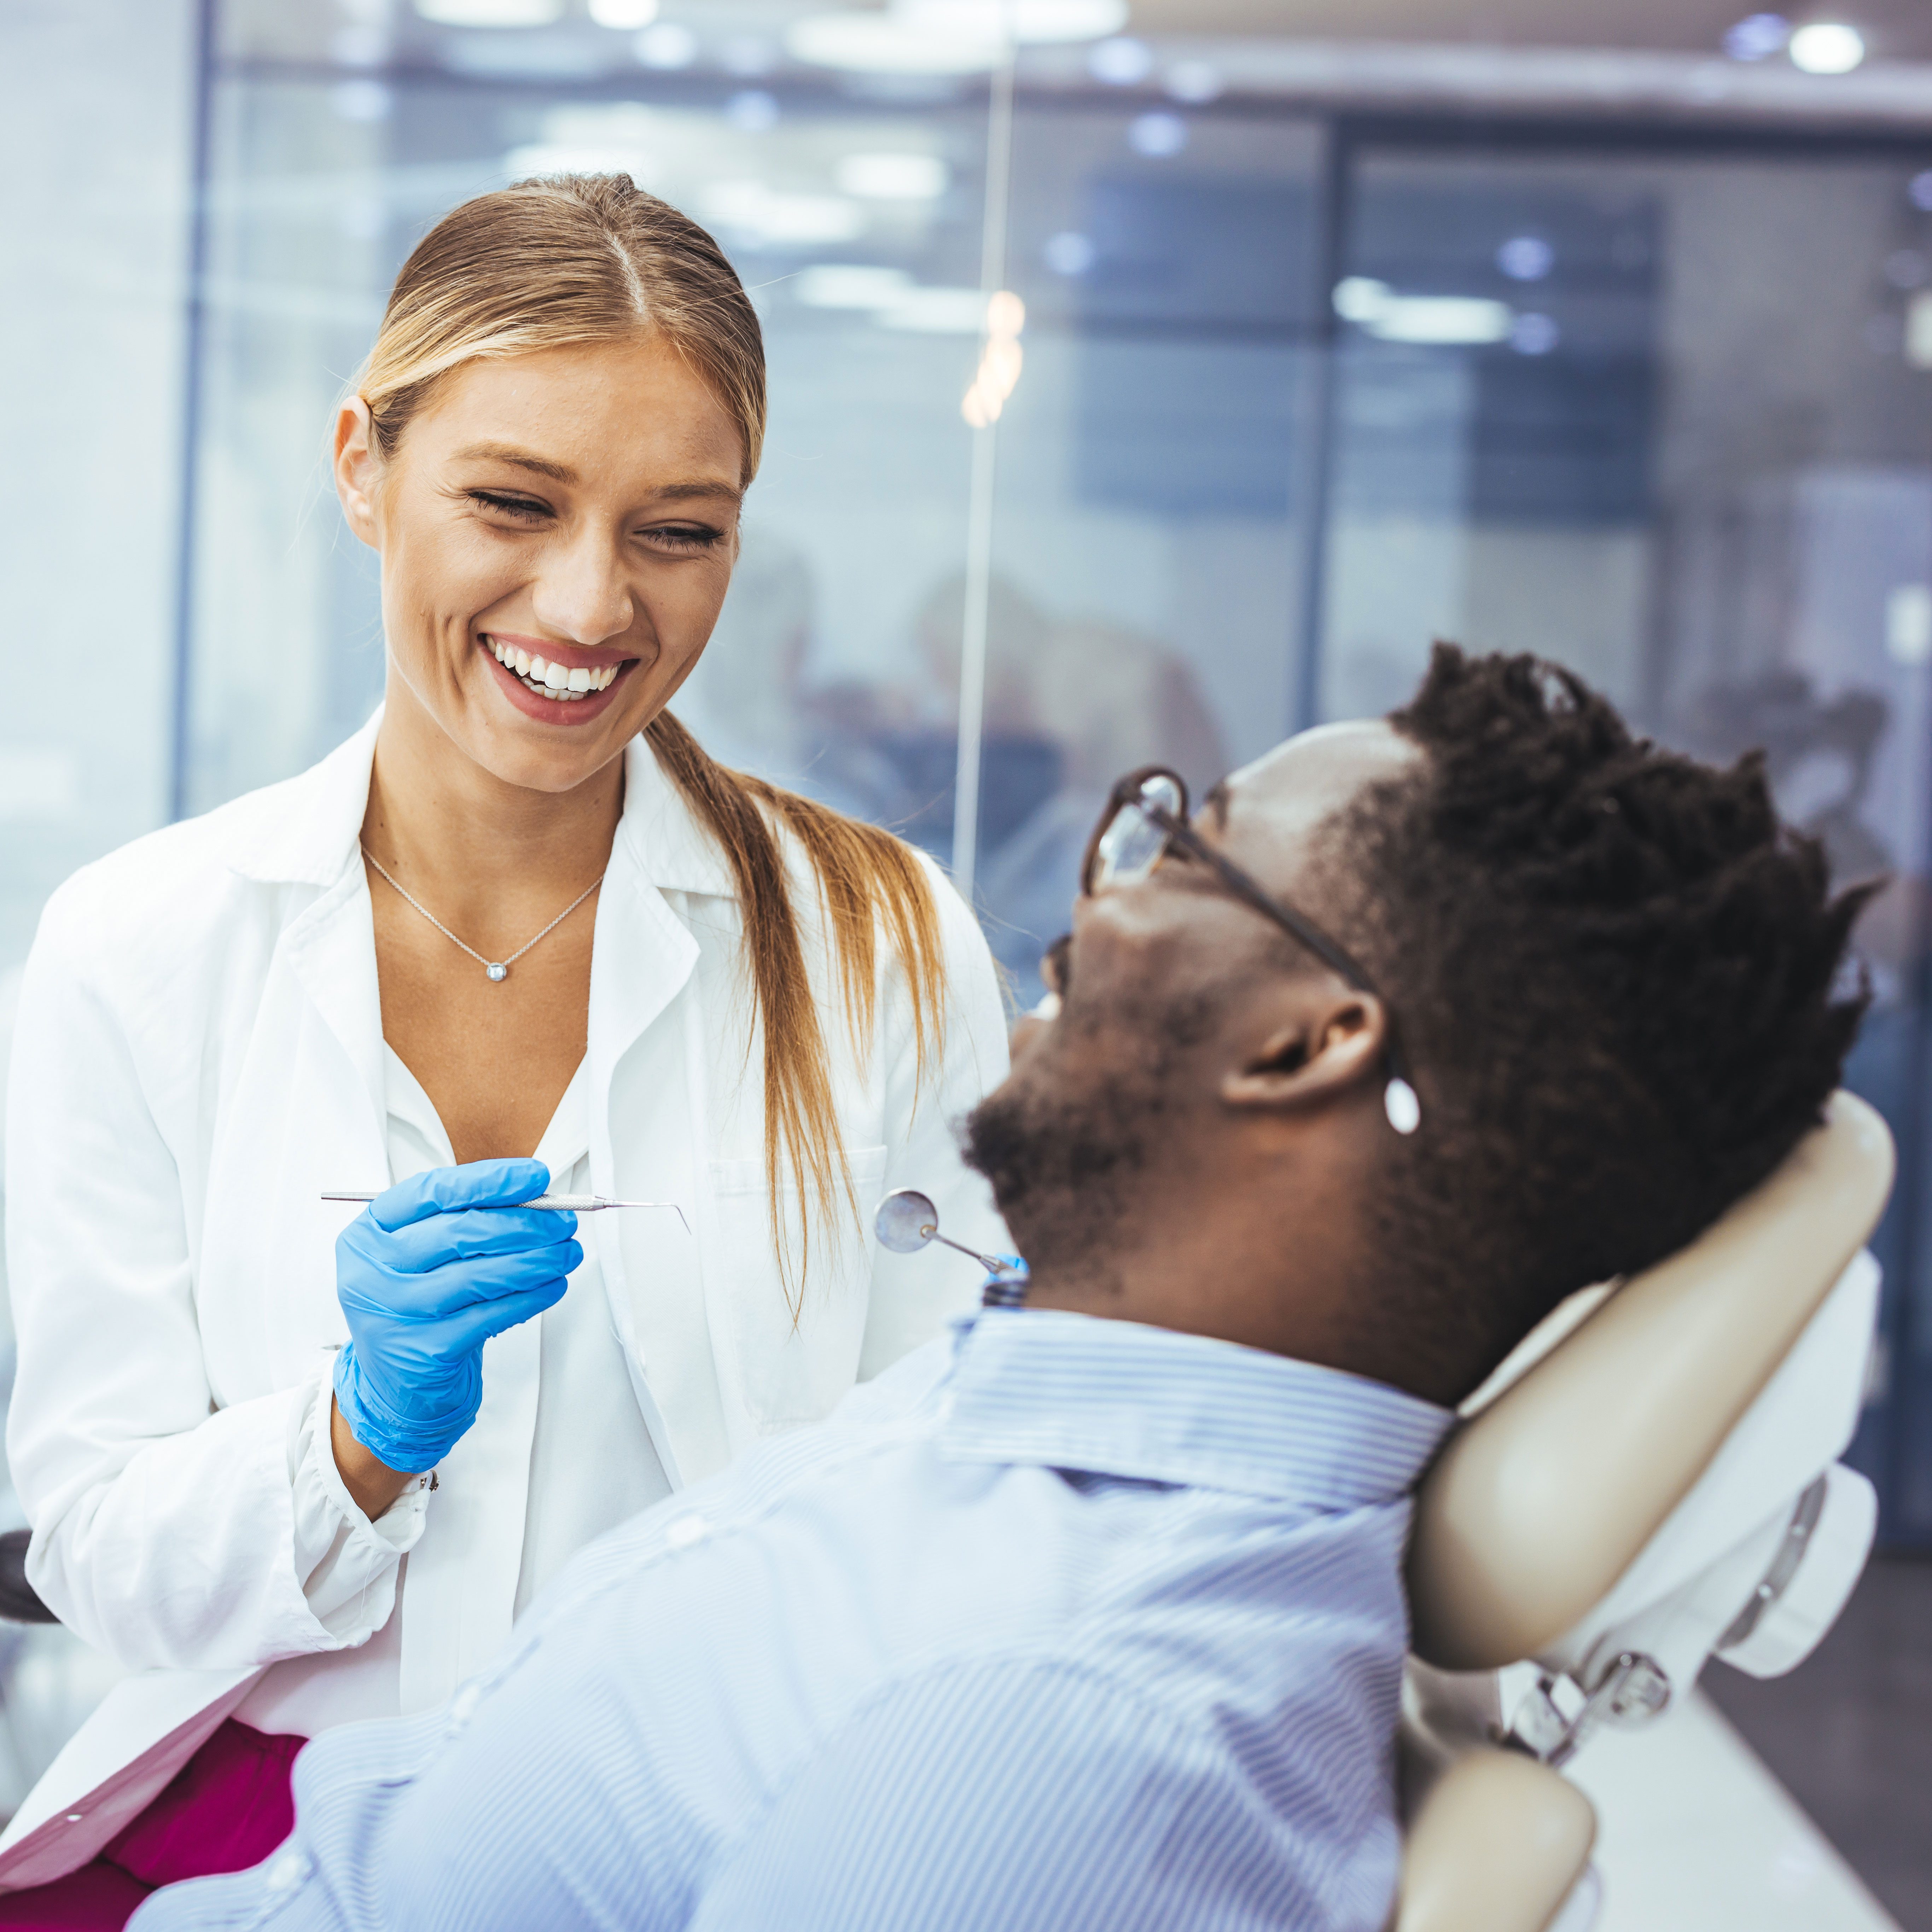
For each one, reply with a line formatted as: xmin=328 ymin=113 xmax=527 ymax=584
xmin=322 ymin=1193 xmax=689 ymax=1233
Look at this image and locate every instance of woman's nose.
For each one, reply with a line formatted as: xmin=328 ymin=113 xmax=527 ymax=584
xmin=530 ymin=529 xmax=634 ymax=645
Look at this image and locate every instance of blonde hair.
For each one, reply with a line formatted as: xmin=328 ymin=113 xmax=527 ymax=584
xmin=357 ymin=173 xmax=948 ymax=1300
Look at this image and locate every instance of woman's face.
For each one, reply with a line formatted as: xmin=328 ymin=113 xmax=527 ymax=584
xmin=334 ymin=333 xmax=745 ymax=794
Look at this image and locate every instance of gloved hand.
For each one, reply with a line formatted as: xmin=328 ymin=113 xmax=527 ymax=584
xmin=332 ymin=1159 xmax=581 ymax=1474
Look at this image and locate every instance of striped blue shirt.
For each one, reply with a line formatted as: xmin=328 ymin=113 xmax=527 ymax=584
xmin=136 ymin=1309 xmax=1453 ymax=1932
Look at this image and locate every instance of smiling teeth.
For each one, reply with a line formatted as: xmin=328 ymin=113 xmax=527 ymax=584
xmin=487 ymin=638 xmax=621 ymax=700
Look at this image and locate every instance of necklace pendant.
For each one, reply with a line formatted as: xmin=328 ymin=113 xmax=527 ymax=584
xmin=485 ymin=962 xmax=508 ymax=983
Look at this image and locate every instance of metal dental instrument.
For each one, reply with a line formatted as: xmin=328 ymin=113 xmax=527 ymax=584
xmin=873 ymin=1189 xmax=1028 ymax=1308
xmin=321 ymin=1193 xmax=689 ymax=1233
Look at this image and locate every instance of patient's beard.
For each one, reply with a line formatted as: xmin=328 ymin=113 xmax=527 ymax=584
xmin=962 ymin=990 xmax=1217 ymax=1298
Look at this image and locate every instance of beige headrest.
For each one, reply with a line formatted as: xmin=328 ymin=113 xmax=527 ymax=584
xmin=1393 ymin=1749 xmax=1595 ymax=1932
xmin=1408 ymin=1090 xmax=1893 ymax=1672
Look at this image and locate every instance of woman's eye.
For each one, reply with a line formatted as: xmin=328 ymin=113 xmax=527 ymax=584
xmin=467 ymin=490 xmax=549 ymax=522
xmin=644 ymin=525 xmax=726 ymax=553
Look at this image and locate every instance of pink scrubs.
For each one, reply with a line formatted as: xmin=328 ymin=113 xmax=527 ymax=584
xmin=0 ymin=1724 xmax=301 ymax=1929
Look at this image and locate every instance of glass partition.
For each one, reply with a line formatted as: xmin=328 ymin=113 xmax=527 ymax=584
xmin=1322 ymin=140 xmax=1932 ymax=1538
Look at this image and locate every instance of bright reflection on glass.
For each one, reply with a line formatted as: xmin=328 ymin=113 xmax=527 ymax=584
xmin=1885 ymin=586 xmax=1932 ymax=667
xmin=1333 ymin=276 xmax=1514 ymax=345
xmin=1723 ymin=12 xmax=1791 ymax=60
xmin=1510 ymin=311 xmax=1560 ymax=355
xmin=413 ymin=0 xmax=561 ymax=22
xmin=1043 ymin=229 xmax=1096 ymax=274
xmin=587 ymin=0 xmax=657 ymax=27
xmin=633 ymin=20 xmax=697 ymax=66
xmin=1788 ymin=21 xmax=1866 ymax=72
xmin=962 ymin=291 xmax=1025 ymax=426
xmin=1496 ymin=234 xmax=1554 ymax=281
xmin=1128 ymin=112 xmax=1189 ymax=159
xmin=835 ymin=152 xmax=950 ymax=199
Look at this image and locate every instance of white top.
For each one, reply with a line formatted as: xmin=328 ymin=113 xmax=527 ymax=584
xmin=235 ymin=1049 xmax=673 ymax=1736
xmin=0 ymin=710 xmax=1010 ymax=1886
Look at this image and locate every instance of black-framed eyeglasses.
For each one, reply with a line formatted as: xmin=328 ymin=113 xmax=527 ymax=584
xmin=1080 ymin=766 xmax=1421 ymax=1136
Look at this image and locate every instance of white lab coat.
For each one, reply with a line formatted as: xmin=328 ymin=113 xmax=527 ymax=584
xmin=0 ymin=711 xmax=1009 ymax=1886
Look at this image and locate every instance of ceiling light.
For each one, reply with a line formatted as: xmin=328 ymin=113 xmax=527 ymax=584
xmin=1723 ymin=12 xmax=1790 ymax=60
xmin=787 ymin=12 xmax=1002 ymax=74
xmin=902 ymin=0 xmax=1125 ymax=40
xmin=1043 ymin=230 xmax=1095 ymax=274
xmin=1333 ymin=278 xmax=1513 ymax=346
xmin=414 ymin=0 xmax=562 ymax=24
xmin=790 ymin=0 xmax=1122 ymax=72
xmin=505 ymin=141 xmax=657 ymax=179
xmin=1127 ymin=111 xmax=1188 ymax=158
xmin=1496 ymin=235 xmax=1554 ymax=281
xmin=1088 ymin=35 xmax=1152 ymax=83
xmin=1789 ymin=22 xmax=1864 ymax=72
xmin=588 ymin=0 xmax=657 ymax=26
xmin=881 ymin=286 xmax=998 ymax=332
xmin=1164 ymin=59 xmax=1223 ymax=104
xmin=725 ymin=89 xmax=779 ymax=130
xmin=1509 ymin=313 xmax=1560 ymax=355
xmin=721 ymin=33 xmax=779 ymax=74
xmin=836 ymin=153 xmax=950 ymax=199
xmin=701 ymin=182 xmax=866 ymax=247
xmin=634 ymin=21 xmax=696 ymax=66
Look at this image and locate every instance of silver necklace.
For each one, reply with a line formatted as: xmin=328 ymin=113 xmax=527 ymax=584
xmin=361 ymin=845 xmax=604 ymax=983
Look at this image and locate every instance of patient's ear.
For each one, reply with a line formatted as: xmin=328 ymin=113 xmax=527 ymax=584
xmin=1221 ymin=992 xmax=1386 ymax=1113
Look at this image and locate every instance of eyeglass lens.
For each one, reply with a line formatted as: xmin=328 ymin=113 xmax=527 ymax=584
xmin=1090 ymin=773 xmax=1186 ymax=891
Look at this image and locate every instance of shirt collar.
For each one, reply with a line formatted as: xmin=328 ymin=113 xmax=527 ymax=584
xmin=221 ymin=706 xmax=737 ymax=900
xmin=936 ymin=1308 xmax=1454 ymax=1511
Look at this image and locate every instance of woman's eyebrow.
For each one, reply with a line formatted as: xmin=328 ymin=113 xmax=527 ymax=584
xmin=453 ymin=441 xmax=578 ymax=482
xmin=653 ymin=480 xmax=745 ymax=508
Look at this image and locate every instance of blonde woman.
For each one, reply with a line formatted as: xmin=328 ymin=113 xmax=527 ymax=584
xmin=0 ymin=175 xmax=1008 ymax=1924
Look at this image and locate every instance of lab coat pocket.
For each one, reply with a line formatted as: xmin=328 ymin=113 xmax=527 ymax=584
xmin=708 ymin=1144 xmax=887 ymax=1435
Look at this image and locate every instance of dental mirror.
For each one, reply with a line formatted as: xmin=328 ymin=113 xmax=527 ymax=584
xmin=874 ymin=1189 xmax=1007 ymax=1273
xmin=874 ymin=1189 xmax=1031 ymax=1309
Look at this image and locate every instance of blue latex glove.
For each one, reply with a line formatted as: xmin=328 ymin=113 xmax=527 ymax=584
xmin=332 ymin=1159 xmax=581 ymax=1474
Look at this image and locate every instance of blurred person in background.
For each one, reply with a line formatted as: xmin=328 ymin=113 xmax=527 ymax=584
xmin=0 ymin=173 xmax=1007 ymax=1927
xmin=980 ymin=614 xmax=1226 ymax=1004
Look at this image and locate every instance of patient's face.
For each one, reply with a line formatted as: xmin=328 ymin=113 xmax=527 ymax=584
xmin=968 ymin=722 xmax=1419 ymax=1271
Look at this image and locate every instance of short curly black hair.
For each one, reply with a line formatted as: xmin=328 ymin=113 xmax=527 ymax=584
xmin=1328 ymin=644 xmax=1874 ymax=1400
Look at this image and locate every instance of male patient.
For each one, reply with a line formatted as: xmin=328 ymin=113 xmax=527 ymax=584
xmin=136 ymin=646 xmax=1867 ymax=1932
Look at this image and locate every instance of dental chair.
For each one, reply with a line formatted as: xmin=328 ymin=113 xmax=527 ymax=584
xmin=1393 ymin=1089 xmax=1894 ymax=1932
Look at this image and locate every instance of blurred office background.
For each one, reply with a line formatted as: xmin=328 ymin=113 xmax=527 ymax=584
xmin=6 ymin=0 xmax=1932 ymax=1922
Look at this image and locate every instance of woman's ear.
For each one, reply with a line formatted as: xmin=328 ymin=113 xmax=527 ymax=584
xmin=1220 ymin=992 xmax=1386 ymax=1113
xmin=334 ymin=396 xmax=382 ymax=549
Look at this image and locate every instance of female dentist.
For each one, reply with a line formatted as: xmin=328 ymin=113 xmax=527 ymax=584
xmin=0 ymin=173 xmax=1007 ymax=1924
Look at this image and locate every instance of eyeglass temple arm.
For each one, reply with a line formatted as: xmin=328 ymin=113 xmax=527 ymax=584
xmin=1148 ymin=805 xmax=1421 ymax=1118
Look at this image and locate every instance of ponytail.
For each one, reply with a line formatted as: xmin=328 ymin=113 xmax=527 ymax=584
xmin=646 ymin=711 xmax=947 ymax=1305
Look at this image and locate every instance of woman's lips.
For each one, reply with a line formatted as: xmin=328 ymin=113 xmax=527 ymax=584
xmin=478 ymin=634 xmax=636 ymax=728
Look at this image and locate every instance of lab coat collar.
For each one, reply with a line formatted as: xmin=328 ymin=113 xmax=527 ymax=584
xmin=220 ymin=705 xmax=740 ymax=901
